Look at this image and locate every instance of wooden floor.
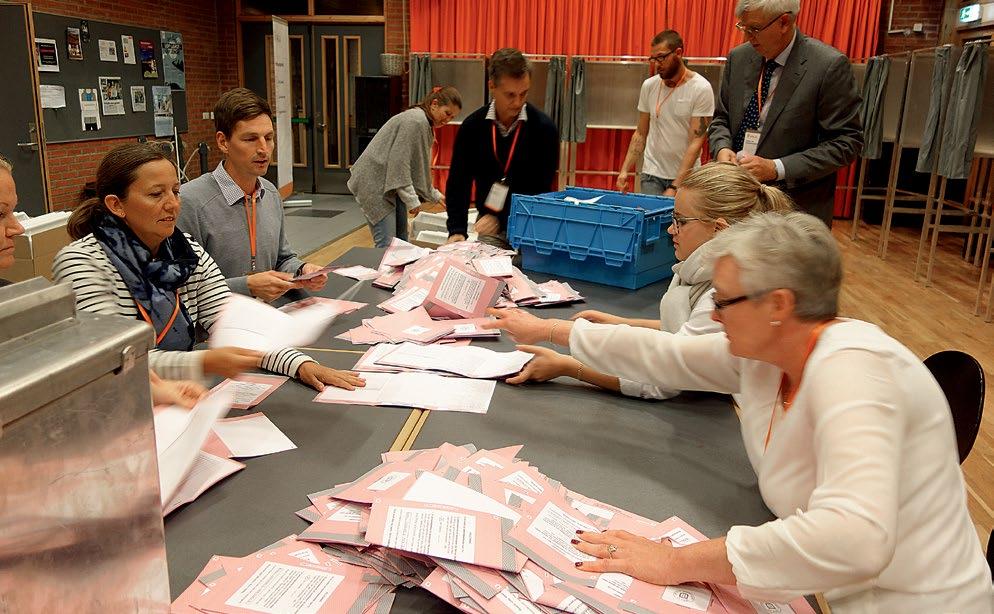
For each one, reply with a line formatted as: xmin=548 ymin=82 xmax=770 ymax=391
xmin=303 ymin=217 xmax=994 ymax=549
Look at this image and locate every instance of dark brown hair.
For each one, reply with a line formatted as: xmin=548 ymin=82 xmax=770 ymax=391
xmin=488 ymin=48 xmax=531 ymax=84
xmin=651 ymin=30 xmax=684 ymax=51
xmin=67 ymin=143 xmax=174 ymax=240
xmin=414 ymin=85 xmax=462 ymax=119
xmin=213 ymin=88 xmax=273 ymax=138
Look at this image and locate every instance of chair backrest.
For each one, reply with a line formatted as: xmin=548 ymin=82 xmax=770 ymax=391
xmin=924 ymin=350 xmax=986 ymax=464
xmin=987 ymin=529 xmax=994 ymax=582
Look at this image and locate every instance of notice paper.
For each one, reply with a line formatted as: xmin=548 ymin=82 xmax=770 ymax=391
xmin=163 ymin=451 xmax=244 ymax=516
xmin=39 ymin=85 xmax=66 ymax=109
xmin=212 ymin=374 xmax=287 ymax=409
xmin=471 ymin=255 xmax=514 ymax=278
xmin=211 ymin=412 xmax=296 ymax=458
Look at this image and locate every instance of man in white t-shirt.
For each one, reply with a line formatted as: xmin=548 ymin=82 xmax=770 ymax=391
xmin=617 ymin=30 xmax=715 ymax=196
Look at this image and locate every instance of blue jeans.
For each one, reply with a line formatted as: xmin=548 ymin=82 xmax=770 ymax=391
xmin=368 ymin=196 xmax=409 ymax=248
xmin=639 ymin=174 xmax=674 ymax=196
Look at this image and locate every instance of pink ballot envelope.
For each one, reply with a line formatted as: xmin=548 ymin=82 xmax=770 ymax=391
xmin=210 ymin=373 xmax=288 ymax=409
xmin=372 ymin=265 xmax=404 ymax=290
xmin=193 ymin=536 xmax=385 ymax=614
xmin=423 ymin=259 xmax=507 ymax=319
xmin=377 ymin=284 xmax=429 ymax=314
xmin=362 ymin=306 xmax=454 ymax=344
xmin=298 ymin=499 xmax=371 ymax=547
xmin=289 ymin=264 xmax=336 ymax=282
xmin=365 ymin=498 xmax=525 ymax=572
xmin=380 ymin=237 xmax=431 ymax=267
xmin=321 ymin=453 xmax=442 ymax=504
xmin=279 ymin=296 xmax=367 ymax=316
xmin=420 ymin=568 xmax=485 ymax=613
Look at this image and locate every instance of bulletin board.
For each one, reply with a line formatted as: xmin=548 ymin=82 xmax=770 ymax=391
xmin=33 ymin=12 xmax=188 ymax=144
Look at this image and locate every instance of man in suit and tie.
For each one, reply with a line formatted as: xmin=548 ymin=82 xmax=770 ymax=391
xmin=708 ymin=0 xmax=862 ymax=226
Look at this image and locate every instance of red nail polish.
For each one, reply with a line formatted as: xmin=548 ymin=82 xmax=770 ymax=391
xmin=570 ymin=539 xmax=579 ymax=544
xmin=575 ymin=562 xmax=582 ymax=567
xmin=576 ymin=530 xmax=584 ymax=535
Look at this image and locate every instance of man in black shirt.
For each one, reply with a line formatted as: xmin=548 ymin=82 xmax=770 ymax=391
xmin=445 ymin=48 xmax=560 ymax=248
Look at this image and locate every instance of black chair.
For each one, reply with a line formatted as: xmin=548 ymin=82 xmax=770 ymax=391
xmin=987 ymin=529 xmax=994 ymax=580
xmin=923 ymin=350 xmax=986 ymax=464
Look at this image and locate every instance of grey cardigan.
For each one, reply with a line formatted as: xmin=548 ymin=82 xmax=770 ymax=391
xmin=347 ymin=107 xmax=442 ymax=225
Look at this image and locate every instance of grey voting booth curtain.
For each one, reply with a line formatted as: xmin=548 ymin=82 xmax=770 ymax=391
xmin=409 ymin=53 xmax=432 ymax=105
xmin=937 ymin=43 xmax=990 ymax=180
xmin=916 ymin=46 xmax=953 ymax=173
xmin=859 ymin=56 xmax=890 ymax=160
xmin=562 ymin=57 xmax=587 ymax=143
xmin=544 ymin=56 xmax=567 ymax=139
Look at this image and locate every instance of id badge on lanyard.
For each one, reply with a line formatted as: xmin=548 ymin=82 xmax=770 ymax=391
xmin=742 ymin=130 xmax=761 ymax=157
xmin=486 ymin=122 xmax=521 ymax=213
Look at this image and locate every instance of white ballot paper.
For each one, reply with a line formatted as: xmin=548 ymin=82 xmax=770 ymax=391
xmin=471 ymin=255 xmax=514 ymax=277
xmin=314 ymin=372 xmax=495 ymax=414
xmin=376 ymin=342 xmax=532 ymax=379
xmin=209 ymin=293 xmax=341 ymax=352
xmin=211 ymin=413 xmax=297 ymax=458
xmin=153 ymin=388 xmax=233 ymax=506
xmin=163 ymin=451 xmax=244 ymax=516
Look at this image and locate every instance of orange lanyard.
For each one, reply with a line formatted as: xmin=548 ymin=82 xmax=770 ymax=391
xmin=763 ymin=319 xmax=838 ymax=451
xmin=135 ymin=291 xmax=181 ymax=346
xmin=654 ymin=72 xmax=689 ymax=118
xmin=492 ymin=122 xmax=522 ymax=181
xmin=244 ymin=192 xmax=258 ymax=272
xmin=756 ymin=60 xmax=780 ymax=118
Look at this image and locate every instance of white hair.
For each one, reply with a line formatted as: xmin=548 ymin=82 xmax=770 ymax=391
xmin=0 ymin=155 xmax=11 ymax=174
xmin=735 ymin=0 xmax=801 ymax=17
xmin=707 ymin=211 xmax=841 ymax=320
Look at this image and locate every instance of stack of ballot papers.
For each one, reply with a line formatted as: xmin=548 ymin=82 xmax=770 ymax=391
xmin=358 ymin=342 xmax=532 ymax=379
xmin=336 ymin=306 xmax=455 ymax=345
xmin=313 ymin=372 xmax=496 ymax=414
xmin=175 ymin=443 xmax=818 ymax=613
xmin=279 ymin=296 xmax=367 ymax=316
xmin=210 ymin=293 xmax=350 ymax=352
xmin=332 ymin=265 xmax=381 ymax=280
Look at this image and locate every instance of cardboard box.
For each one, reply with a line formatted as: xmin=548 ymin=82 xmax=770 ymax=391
xmin=13 ymin=225 xmax=70 ymax=260
xmin=5 ymin=250 xmax=59 ymax=282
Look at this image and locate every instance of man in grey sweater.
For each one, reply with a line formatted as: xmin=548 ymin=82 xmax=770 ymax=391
xmin=179 ymin=88 xmax=327 ymax=301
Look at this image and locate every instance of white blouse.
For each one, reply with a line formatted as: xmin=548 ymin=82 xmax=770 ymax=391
xmin=570 ymin=318 xmax=993 ymax=613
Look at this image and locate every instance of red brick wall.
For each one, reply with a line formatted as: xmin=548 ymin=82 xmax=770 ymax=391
xmin=33 ymin=0 xmax=238 ymax=210
xmin=384 ymin=0 xmax=409 ymax=98
xmin=879 ymin=0 xmax=945 ymax=54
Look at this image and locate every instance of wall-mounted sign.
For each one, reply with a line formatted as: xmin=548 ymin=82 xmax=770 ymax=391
xmin=960 ymin=4 xmax=982 ymax=24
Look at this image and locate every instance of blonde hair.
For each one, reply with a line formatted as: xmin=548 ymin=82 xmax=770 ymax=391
xmin=0 ymin=155 xmax=12 ymax=174
xmin=679 ymin=162 xmax=794 ymax=223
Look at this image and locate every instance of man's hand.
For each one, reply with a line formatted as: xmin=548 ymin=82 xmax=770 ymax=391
xmin=662 ymin=187 xmax=677 ymax=197
xmin=247 ymin=270 xmax=297 ymax=302
xmin=296 ymin=361 xmax=366 ymax=392
xmin=716 ymin=148 xmax=738 ymax=164
xmin=474 ymin=214 xmax=501 ymax=237
xmin=446 ymin=234 xmax=467 ymax=244
xmin=296 ymin=263 xmax=328 ymax=292
xmin=616 ymin=171 xmax=631 ymax=193
xmin=738 ymin=154 xmax=778 ymax=182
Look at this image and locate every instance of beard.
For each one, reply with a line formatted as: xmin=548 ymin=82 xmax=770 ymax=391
xmin=657 ymin=62 xmax=681 ymax=81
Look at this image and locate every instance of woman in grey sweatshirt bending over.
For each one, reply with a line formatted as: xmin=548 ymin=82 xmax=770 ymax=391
xmin=347 ymin=86 xmax=461 ymax=247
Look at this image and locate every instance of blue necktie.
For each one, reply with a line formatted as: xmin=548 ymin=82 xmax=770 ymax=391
xmin=734 ymin=60 xmax=779 ymax=151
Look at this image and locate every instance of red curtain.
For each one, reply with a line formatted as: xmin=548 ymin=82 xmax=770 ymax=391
xmin=413 ymin=0 xmax=882 ymax=217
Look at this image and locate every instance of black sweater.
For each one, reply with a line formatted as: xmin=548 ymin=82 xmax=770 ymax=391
xmin=445 ymin=103 xmax=560 ymax=237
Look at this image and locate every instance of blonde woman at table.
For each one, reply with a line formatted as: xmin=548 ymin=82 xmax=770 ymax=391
xmin=54 ymin=143 xmax=364 ymax=392
xmin=487 ymin=212 xmax=994 ymax=613
xmin=506 ymin=162 xmax=792 ymax=399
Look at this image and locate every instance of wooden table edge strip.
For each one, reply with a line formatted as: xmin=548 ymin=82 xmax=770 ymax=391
xmin=389 ymin=410 xmax=425 ymax=452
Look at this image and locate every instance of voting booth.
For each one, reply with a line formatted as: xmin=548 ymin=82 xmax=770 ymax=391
xmin=0 ymin=278 xmax=168 ymax=611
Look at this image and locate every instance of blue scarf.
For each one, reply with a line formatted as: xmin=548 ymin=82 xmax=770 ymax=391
xmin=92 ymin=212 xmax=197 ymax=350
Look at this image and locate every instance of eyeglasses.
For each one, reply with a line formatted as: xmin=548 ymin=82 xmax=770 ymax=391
xmin=671 ymin=214 xmax=707 ymax=231
xmin=712 ymin=290 xmax=772 ymax=312
xmin=648 ymin=50 xmax=675 ymax=63
xmin=735 ymin=12 xmax=789 ymax=36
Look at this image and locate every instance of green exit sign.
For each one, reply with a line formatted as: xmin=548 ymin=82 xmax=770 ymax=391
xmin=960 ymin=4 xmax=981 ymax=23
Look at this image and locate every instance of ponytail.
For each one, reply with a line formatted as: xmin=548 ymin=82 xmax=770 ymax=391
xmin=67 ymin=198 xmax=106 ymax=240
xmin=679 ymin=162 xmax=795 ymax=224
xmin=755 ymin=182 xmax=794 ymax=214
xmin=413 ymin=85 xmax=462 ymax=118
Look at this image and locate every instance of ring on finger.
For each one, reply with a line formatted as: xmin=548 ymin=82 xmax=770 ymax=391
xmin=607 ymin=544 xmax=618 ymax=558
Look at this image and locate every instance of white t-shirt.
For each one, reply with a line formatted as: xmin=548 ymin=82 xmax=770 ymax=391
xmin=637 ymin=72 xmax=715 ymax=180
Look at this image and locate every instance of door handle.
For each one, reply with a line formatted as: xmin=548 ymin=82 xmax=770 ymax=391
xmin=317 ymin=123 xmax=326 ymax=130
xmin=17 ymin=142 xmax=39 ymax=150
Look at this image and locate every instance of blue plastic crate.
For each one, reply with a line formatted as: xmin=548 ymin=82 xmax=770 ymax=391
xmin=507 ymin=187 xmax=676 ymax=290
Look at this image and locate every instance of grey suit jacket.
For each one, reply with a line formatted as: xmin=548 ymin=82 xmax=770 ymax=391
xmin=708 ymin=33 xmax=863 ymax=224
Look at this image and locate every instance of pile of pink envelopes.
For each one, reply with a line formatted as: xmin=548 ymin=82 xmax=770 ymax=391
xmin=174 ymin=443 xmax=817 ymax=614
xmin=366 ymin=239 xmax=585 ymax=322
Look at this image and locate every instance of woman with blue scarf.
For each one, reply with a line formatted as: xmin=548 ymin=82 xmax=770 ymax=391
xmin=54 ymin=143 xmax=364 ymax=391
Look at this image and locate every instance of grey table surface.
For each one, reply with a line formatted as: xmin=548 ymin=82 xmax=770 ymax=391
xmin=165 ymin=246 xmax=795 ymax=612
